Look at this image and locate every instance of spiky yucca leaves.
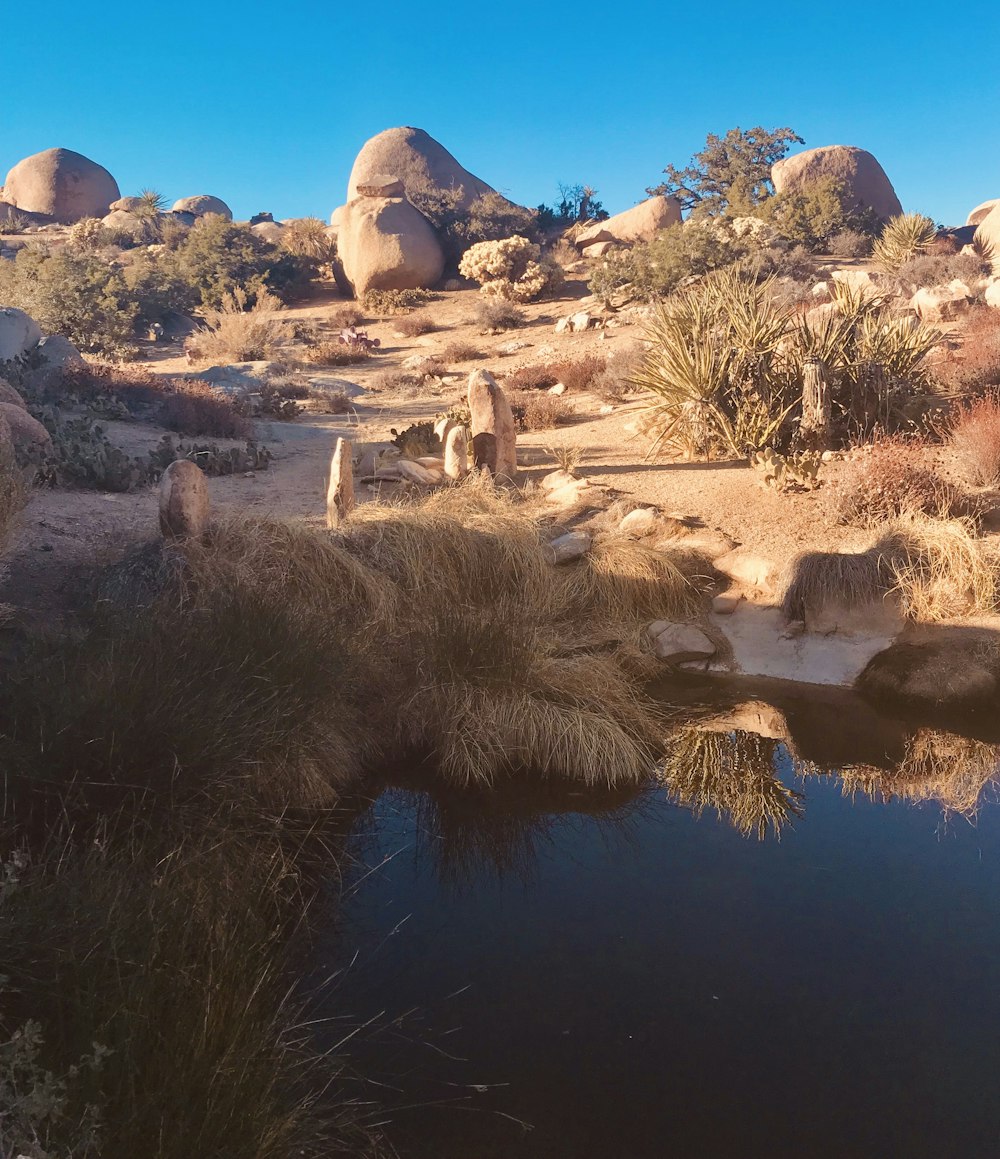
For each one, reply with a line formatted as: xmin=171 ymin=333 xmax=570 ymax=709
xmin=872 ymin=213 xmax=937 ymax=272
xmin=635 ymin=267 xmax=797 ymax=458
xmin=660 ymin=728 xmax=804 ymax=839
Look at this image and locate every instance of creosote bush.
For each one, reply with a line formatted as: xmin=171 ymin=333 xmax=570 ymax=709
xmin=509 ymin=389 xmax=572 ymax=431
xmin=394 ymin=312 xmax=436 ymax=337
xmin=361 ymin=288 xmax=432 ymax=315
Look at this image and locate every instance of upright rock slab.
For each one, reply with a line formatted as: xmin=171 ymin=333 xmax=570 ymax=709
xmin=443 ymin=424 xmax=469 ymax=479
xmin=159 ymin=460 xmax=209 ymax=541
xmin=326 ymin=437 xmax=355 ymax=528
xmin=468 ymin=370 xmax=516 ymax=479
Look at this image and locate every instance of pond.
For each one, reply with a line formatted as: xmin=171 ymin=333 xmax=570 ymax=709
xmin=319 ymin=680 xmax=1000 ymax=1158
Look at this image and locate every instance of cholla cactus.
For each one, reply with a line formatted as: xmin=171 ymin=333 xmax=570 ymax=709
xmin=68 ymin=217 xmax=106 ymax=250
xmin=459 ymin=235 xmax=564 ymax=302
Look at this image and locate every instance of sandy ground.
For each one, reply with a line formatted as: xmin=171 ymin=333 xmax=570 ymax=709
xmin=0 ymin=267 xmax=977 ymax=621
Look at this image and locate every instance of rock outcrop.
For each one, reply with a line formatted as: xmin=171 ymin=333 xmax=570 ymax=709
xmin=975 ymin=203 xmax=1000 ymax=270
xmin=337 ymin=194 xmax=444 ymax=297
xmin=772 ymin=145 xmax=902 ymax=223
xmin=347 ymin=126 xmax=496 ymax=211
xmin=1 ymin=148 xmax=120 ymax=223
xmin=170 ymin=195 xmax=232 ymax=221
xmin=967 ymin=199 xmax=1000 ymax=227
xmin=575 ymin=196 xmax=681 ymax=253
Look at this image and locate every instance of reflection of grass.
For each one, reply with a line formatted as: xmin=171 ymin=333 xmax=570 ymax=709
xmin=840 ymin=729 xmax=1000 ymax=819
xmin=660 ymin=728 xmax=804 ymax=839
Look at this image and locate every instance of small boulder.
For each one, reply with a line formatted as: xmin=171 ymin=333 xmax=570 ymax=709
xmin=619 ymin=507 xmax=658 ymax=537
xmin=35 ymin=334 xmax=84 ymax=370
xmin=443 ymin=424 xmax=469 ymax=479
xmin=648 ymin=621 xmax=717 ymax=664
xmin=910 ymin=281 xmax=973 ymax=322
xmin=355 ymin=174 xmax=406 ymax=198
xmin=251 ymin=221 xmax=285 ymax=244
xmin=170 ymin=195 xmax=233 ymax=221
xmin=857 ymin=638 xmax=1000 ymax=712
xmin=0 ymin=307 xmax=42 ymax=361
xmin=0 ymin=402 xmax=52 ymax=454
xmin=985 ymin=280 xmax=1000 ymax=310
xmin=0 ymin=378 xmax=27 ymax=409
xmin=715 ymin=548 xmax=779 ymax=593
xmin=159 ymin=460 xmax=210 ymax=540
xmin=546 ymin=530 xmax=592 ymax=564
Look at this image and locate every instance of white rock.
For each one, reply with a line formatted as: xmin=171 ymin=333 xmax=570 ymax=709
xmin=985 ymin=280 xmax=1000 ymax=310
xmin=648 ymin=622 xmax=717 ymax=663
xmin=619 ymin=507 xmax=658 ymax=537
xmin=715 ymin=548 xmax=779 ymax=592
xmin=548 ymin=382 xmax=566 ymax=396
xmin=547 ymin=530 xmax=593 ymax=564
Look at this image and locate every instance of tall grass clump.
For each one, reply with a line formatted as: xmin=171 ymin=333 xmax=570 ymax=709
xmin=872 ymin=213 xmax=937 ymax=273
xmin=191 ymin=287 xmax=290 ymax=363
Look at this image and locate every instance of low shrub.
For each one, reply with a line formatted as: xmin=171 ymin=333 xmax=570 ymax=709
xmin=756 ymin=176 xmax=880 ymax=251
xmin=191 ymin=288 xmax=289 ymax=363
xmin=887 ymin=251 xmax=991 ymax=295
xmin=408 ymin=184 xmax=541 ymax=267
xmin=459 ymin=235 xmax=564 ymax=302
xmin=509 ymin=389 xmax=572 ymax=430
xmin=361 ymin=288 xmax=432 ymax=315
xmin=936 ymin=308 xmax=1000 ymax=393
xmin=836 ymin=438 xmax=966 ymax=525
xmin=506 ymin=364 xmax=560 ymax=391
xmin=441 ymin=339 xmax=485 ymax=362
xmin=829 ymin=229 xmax=873 ymax=259
xmin=546 ymin=355 xmax=606 ymax=393
xmin=305 ymin=342 xmax=371 ymax=366
xmin=589 ymin=348 xmax=643 ymax=402
xmin=159 ymin=382 xmax=254 ymax=439
xmin=949 ymin=391 xmax=1000 ymax=486
xmin=394 ymin=312 xmax=436 ymax=337
xmin=329 ymin=304 xmax=365 ymax=328
xmin=474 ymin=298 xmax=526 ymax=333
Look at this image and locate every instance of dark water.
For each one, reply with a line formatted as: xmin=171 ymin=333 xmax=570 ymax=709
xmin=322 ymin=683 xmax=1000 ymax=1158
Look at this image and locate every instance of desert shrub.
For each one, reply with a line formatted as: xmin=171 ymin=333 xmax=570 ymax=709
xmin=67 ymin=216 xmax=111 ymax=251
xmin=367 ymin=369 xmax=415 ymax=392
xmin=0 ymin=455 xmax=26 ymax=548
xmin=121 ymin=248 xmax=199 ymax=324
xmin=403 ymin=355 xmax=445 ymax=378
xmin=546 ymin=355 xmax=607 ymax=392
xmin=506 ymin=364 xmax=560 ymax=391
xmin=279 ymin=217 xmax=335 ymax=261
xmin=751 ymin=243 xmax=819 ymax=282
xmin=361 ymin=288 xmax=432 ymax=315
xmin=168 ymin=215 xmax=312 ymax=308
xmin=872 ymin=213 xmax=937 ymax=273
xmin=835 ymin=437 xmax=966 ymax=525
xmin=0 ymin=208 xmax=30 ymax=234
xmin=509 ymin=389 xmax=571 ymax=430
xmin=949 ymin=391 xmax=1000 ymax=486
xmin=441 ymin=339 xmax=484 ymax=362
xmin=394 ymin=312 xmax=436 ymax=337
xmin=459 ymin=235 xmax=564 ymax=302
xmin=408 ymin=183 xmax=541 ymax=266
xmin=829 ymin=229 xmax=873 ymax=259
xmin=474 ymin=297 xmax=526 ymax=333
xmin=886 ymin=251 xmax=991 ymax=295
xmin=0 ymin=247 xmax=138 ymax=356
xmin=159 ymin=382 xmax=254 ymax=439
xmin=329 ymin=304 xmax=365 ymax=328
xmin=589 ymin=347 xmax=643 ymax=402
xmin=757 ymin=176 xmax=880 ymax=250
xmin=548 ymin=237 xmax=581 ymax=267
xmin=193 ymin=288 xmax=289 ymax=362
xmin=935 ymin=307 xmax=1000 ymax=393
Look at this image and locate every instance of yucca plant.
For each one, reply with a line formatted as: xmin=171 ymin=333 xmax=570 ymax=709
xmin=872 ymin=213 xmax=937 ymax=272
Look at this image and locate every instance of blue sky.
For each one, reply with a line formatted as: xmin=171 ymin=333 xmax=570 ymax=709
xmin=5 ymin=1 xmax=998 ymax=226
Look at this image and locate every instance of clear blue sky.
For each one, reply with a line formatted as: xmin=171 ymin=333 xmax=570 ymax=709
xmin=5 ymin=1 xmax=998 ymax=226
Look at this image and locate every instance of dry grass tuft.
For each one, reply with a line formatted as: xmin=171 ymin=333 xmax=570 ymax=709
xmin=158 ymin=381 xmax=253 ymax=439
xmin=394 ymin=312 xmax=436 ymax=337
xmin=440 ymin=339 xmax=485 ymax=363
xmin=194 ymin=288 xmax=289 ymax=363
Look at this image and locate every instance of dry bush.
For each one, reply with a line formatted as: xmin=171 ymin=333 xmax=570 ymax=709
xmin=589 ymin=347 xmax=643 ymax=402
xmin=1 ymin=456 xmax=26 ymax=549
xmin=509 ymin=389 xmax=572 ymax=430
xmin=305 ymin=341 xmax=373 ymax=366
xmin=950 ymin=391 xmax=1000 ymax=485
xmin=506 ymin=364 xmax=560 ymax=391
xmin=195 ymin=288 xmax=289 ymax=363
xmin=159 ymin=381 xmax=253 ymax=439
xmin=475 ymin=298 xmax=526 ymax=333
xmin=549 ymin=237 xmax=581 ymax=267
xmin=394 ymin=312 xmax=436 ymax=337
xmin=935 ymin=307 xmax=1000 ymax=393
xmin=836 ymin=437 xmax=967 ymax=525
xmin=367 ymin=369 xmax=416 ymax=392
xmin=31 ymin=363 xmax=169 ymax=410
xmin=547 ymin=355 xmax=606 ymax=393
xmin=362 ymin=288 xmax=432 ymax=315
xmin=329 ymin=304 xmax=365 ymax=328
xmin=828 ymin=229 xmax=872 ymax=259
xmin=887 ymin=251 xmax=991 ymax=295
xmin=441 ymin=339 xmax=484 ymax=362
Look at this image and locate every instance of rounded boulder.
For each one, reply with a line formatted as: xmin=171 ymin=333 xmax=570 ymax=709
xmin=338 ymin=195 xmax=444 ymax=297
xmin=2 ymin=148 xmax=120 ymax=223
xmin=170 ymin=195 xmax=233 ymax=221
xmin=967 ymin=199 xmax=1000 ymax=227
xmin=576 ymin=196 xmax=681 ymax=251
xmin=772 ymin=145 xmax=902 ymax=223
xmin=975 ymin=203 xmax=1000 ymax=271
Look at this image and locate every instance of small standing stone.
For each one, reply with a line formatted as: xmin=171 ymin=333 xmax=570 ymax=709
xmin=444 ymin=424 xmax=469 ymax=480
xmin=468 ymin=369 xmax=516 ymax=479
xmin=326 ymin=437 xmax=355 ymax=529
xmin=159 ymin=460 xmax=209 ymax=541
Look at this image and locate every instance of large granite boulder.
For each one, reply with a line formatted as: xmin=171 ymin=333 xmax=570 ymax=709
xmin=337 ymin=194 xmax=444 ymax=297
xmin=772 ymin=145 xmax=902 ymax=223
xmin=967 ymin=199 xmax=1000 ymax=227
xmin=1 ymin=148 xmax=119 ymax=223
xmin=347 ymin=126 xmax=497 ymax=211
xmin=170 ymin=195 xmax=233 ymax=221
xmin=0 ymin=307 xmax=42 ymax=362
xmin=576 ymin=196 xmax=681 ymax=252
xmin=975 ymin=203 xmax=1000 ymax=270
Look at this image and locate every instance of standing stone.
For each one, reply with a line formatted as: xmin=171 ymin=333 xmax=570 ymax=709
xmin=326 ymin=437 xmax=355 ymax=529
xmin=468 ymin=370 xmax=516 ymax=479
xmin=159 ymin=460 xmax=209 ymax=541
xmin=443 ymin=424 xmax=468 ymax=479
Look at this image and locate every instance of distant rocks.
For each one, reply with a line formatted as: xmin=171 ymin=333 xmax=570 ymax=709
xmin=170 ymin=195 xmax=233 ymax=221
xmin=772 ymin=145 xmax=902 ymax=223
xmin=576 ymin=195 xmax=681 ymax=255
xmin=1 ymin=147 xmax=120 ymax=223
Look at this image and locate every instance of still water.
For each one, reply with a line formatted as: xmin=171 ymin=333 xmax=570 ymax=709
xmin=325 ymin=682 xmax=1000 ymax=1158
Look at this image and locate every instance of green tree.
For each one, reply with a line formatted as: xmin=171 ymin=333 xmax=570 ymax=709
xmin=647 ymin=126 xmax=803 ymax=217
